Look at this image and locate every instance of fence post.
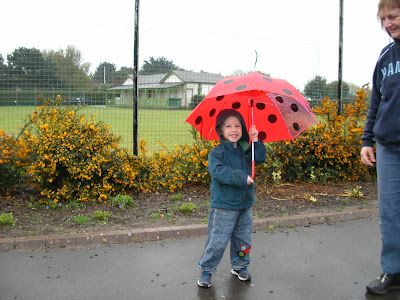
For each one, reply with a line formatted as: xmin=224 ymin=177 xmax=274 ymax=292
xmin=133 ymin=0 xmax=140 ymax=155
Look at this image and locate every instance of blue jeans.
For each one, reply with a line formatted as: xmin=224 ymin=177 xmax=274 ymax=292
xmin=197 ymin=207 xmax=253 ymax=274
xmin=376 ymin=143 xmax=400 ymax=274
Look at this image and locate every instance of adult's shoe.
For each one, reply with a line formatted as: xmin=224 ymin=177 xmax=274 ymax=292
xmin=366 ymin=273 xmax=400 ymax=295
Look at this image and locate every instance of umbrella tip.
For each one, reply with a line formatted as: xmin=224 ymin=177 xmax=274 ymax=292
xmin=253 ymin=50 xmax=258 ymax=71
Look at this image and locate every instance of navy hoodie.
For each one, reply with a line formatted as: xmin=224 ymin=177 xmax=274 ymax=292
xmin=362 ymin=39 xmax=400 ymax=148
xmin=208 ymin=109 xmax=266 ymax=210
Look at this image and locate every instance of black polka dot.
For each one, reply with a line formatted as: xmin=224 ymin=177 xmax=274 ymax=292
xmin=291 ymin=103 xmax=299 ymax=112
xmin=276 ymin=96 xmax=284 ymax=103
xmin=209 ymin=109 xmax=216 ymax=117
xmin=195 ymin=116 xmax=202 ymax=125
xmin=283 ymin=89 xmax=293 ymax=95
xmin=224 ymin=79 xmax=234 ymax=84
xmin=256 ymin=103 xmax=266 ymax=110
xmin=232 ymin=102 xmax=241 ymax=109
xmin=236 ymin=85 xmax=247 ymax=91
xmin=216 ymin=96 xmax=224 ymax=101
xmin=268 ymin=114 xmax=277 ymax=123
xmin=293 ymin=123 xmax=300 ymax=131
xmin=258 ymin=131 xmax=267 ymax=140
xmin=262 ymin=77 xmax=273 ymax=82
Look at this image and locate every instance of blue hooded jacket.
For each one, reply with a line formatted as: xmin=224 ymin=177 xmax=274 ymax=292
xmin=362 ymin=39 xmax=400 ymax=148
xmin=208 ymin=109 xmax=267 ymax=210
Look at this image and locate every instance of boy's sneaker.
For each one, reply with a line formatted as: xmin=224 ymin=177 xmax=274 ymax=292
xmin=231 ymin=268 xmax=251 ymax=281
xmin=366 ymin=273 xmax=400 ymax=295
xmin=197 ymin=271 xmax=211 ymax=288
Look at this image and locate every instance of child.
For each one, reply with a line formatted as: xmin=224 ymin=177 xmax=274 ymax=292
xmin=197 ymin=109 xmax=267 ymax=288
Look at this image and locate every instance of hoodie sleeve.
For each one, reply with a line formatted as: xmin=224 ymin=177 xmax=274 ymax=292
xmin=361 ymin=62 xmax=381 ymax=148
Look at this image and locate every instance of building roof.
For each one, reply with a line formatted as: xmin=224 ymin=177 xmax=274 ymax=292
xmin=108 ymin=82 xmax=182 ymax=91
xmin=108 ymin=70 xmax=223 ymax=91
xmin=163 ymin=70 xmax=223 ymax=84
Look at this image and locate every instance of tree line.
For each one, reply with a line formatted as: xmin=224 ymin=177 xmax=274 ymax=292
xmin=0 ymin=46 xmax=184 ymax=91
xmin=0 ymin=46 xmax=361 ymax=101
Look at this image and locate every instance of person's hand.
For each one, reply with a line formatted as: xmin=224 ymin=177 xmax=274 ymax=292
xmin=249 ymin=125 xmax=259 ymax=142
xmin=360 ymin=146 xmax=376 ymax=167
xmin=246 ymin=175 xmax=254 ymax=185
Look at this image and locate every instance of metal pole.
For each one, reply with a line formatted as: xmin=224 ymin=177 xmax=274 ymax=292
xmin=337 ymin=0 xmax=343 ymax=115
xmin=133 ymin=0 xmax=140 ymax=155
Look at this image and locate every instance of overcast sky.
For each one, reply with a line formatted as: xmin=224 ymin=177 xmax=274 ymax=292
xmin=0 ymin=0 xmax=391 ymax=90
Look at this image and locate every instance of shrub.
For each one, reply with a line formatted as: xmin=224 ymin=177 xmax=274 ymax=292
xmin=0 ymin=130 xmax=27 ymax=193
xmin=257 ymin=89 xmax=373 ymax=182
xmin=16 ymin=95 xmax=141 ymax=205
xmin=0 ymin=89 xmax=376 ymax=204
xmin=136 ymin=128 xmax=217 ymax=192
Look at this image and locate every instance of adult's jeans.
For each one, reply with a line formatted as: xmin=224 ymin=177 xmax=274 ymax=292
xmin=376 ymin=142 xmax=400 ymax=274
xmin=197 ymin=207 xmax=253 ymax=273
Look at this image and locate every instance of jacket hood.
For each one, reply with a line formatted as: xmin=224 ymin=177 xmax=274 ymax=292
xmin=215 ymin=109 xmax=249 ymax=144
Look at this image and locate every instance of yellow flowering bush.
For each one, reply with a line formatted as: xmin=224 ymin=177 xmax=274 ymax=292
xmin=0 ymin=89 xmax=376 ymax=203
xmin=136 ymin=130 xmax=218 ymax=192
xmin=16 ymin=95 xmax=140 ymax=205
xmin=257 ymin=89 xmax=373 ymax=182
xmin=0 ymin=130 xmax=28 ymax=193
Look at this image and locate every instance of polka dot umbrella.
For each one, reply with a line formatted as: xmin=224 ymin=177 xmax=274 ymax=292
xmin=185 ymin=71 xmax=318 ymax=177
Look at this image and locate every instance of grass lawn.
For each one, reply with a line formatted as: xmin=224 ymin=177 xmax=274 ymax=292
xmin=0 ymin=106 xmax=196 ymax=153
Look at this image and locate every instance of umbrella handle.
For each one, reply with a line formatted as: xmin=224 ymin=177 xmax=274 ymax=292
xmin=251 ymin=141 xmax=255 ymax=179
xmin=250 ymin=99 xmax=255 ymax=179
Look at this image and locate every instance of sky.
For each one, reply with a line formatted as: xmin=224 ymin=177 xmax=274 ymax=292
xmin=0 ymin=0 xmax=391 ymax=90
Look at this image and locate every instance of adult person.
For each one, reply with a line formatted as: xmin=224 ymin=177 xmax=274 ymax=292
xmin=360 ymin=0 xmax=400 ymax=295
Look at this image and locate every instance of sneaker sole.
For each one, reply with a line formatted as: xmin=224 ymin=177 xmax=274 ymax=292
xmin=231 ymin=269 xmax=251 ymax=281
xmin=366 ymin=284 xmax=400 ymax=295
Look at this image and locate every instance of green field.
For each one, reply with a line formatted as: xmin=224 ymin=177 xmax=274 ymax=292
xmin=0 ymin=106 xmax=196 ymax=153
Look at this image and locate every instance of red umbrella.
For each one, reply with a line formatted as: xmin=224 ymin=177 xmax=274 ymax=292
xmin=185 ymin=71 xmax=317 ymax=177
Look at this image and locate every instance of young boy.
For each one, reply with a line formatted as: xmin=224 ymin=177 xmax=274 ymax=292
xmin=197 ymin=109 xmax=266 ymax=288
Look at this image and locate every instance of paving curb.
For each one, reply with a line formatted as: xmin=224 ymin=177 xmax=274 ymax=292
xmin=0 ymin=207 xmax=379 ymax=252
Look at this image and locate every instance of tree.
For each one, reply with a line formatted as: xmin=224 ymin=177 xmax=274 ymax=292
xmin=139 ymin=56 xmax=183 ymax=75
xmin=0 ymin=54 xmax=11 ymax=89
xmin=7 ymin=47 xmax=63 ymax=89
xmin=114 ymin=66 xmax=134 ymax=86
xmin=303 ymin=75 xmax=328 ymax=100
xmin=326 ymin=80 xmax=350 ymax=100
xmin=93 ymin=62 xmax=117 ymax=84
xmin=229 ymin=70 xmax=271 ymax=77
xmin=43 ymin=46 xmax=93 ymax=90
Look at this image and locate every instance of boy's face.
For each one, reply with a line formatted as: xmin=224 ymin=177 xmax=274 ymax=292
xmin=220 ymin=115 xmax=242 ymax=145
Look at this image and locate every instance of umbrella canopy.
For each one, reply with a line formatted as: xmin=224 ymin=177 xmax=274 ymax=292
xmin=185 ymin=72 xmax=317 ymax=143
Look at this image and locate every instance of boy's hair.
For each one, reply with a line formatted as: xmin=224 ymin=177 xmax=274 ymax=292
xmin=378 ymin=0 xmax=400 ymax=20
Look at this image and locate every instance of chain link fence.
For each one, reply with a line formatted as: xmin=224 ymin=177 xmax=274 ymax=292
xmin=0 ymin=0 xmax=389 ymax=153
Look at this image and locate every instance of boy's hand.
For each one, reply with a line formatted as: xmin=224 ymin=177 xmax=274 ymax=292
xmin=247 ymin=175 xmax=254 ymax=185
xmin=249 ymin=125 xmax=259 ymax=142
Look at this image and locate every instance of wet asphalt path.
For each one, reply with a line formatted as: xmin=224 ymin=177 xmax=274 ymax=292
xmin=1 ymin=217 xmax=399 ymax=300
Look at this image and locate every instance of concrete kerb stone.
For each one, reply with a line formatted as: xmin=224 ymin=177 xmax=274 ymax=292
xmin=15 ymin=236 xmax=46 ymax=251
xmin=0 ymin=207 xmax=378 ymax=252
xmin=0 ymin=237 xmax=16 ymax=251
